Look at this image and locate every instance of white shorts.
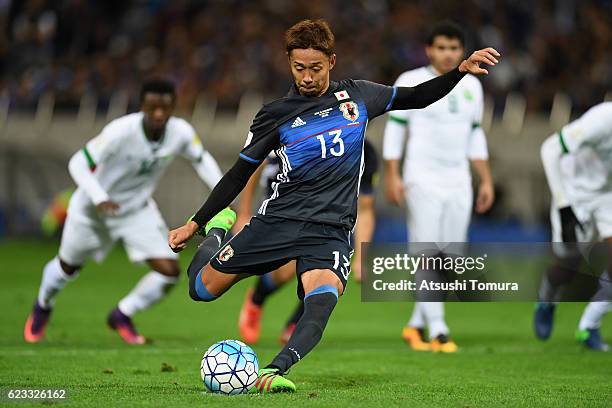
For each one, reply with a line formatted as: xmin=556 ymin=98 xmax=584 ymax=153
xmin=405 ymin=181 xmax=473 ymax=243
xmin=59 ymin=201 xmax=177 ymax=266
xmin=551 ymin=195 xmax=612 ymax=242
xmin=550 ymin=194 xmax=612 ymax=258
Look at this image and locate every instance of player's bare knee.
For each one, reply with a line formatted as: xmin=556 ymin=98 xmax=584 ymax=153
xmin=189 ymin=264 xmax=235 ymax=302
xmin=301 ymin=269 xmax=344 ymax=297
xmin=189 ymin=281 xmax=217 ymax=302
xmin=189 ymin=267 xmax=218 ymax=302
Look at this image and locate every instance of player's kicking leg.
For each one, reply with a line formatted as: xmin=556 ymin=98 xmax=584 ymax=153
xmin=250 ymin=269 xmax=343 ymax=393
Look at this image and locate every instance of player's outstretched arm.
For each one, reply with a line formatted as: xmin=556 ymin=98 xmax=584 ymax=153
xmin=390 ymin=48 xmax=500 ymax=111
xmin=168 ymin=157 xmax=259 ymax=252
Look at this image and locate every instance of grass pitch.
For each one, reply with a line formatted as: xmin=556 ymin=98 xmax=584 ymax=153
xmin=1 ymin=240 xmax=611 ymax=407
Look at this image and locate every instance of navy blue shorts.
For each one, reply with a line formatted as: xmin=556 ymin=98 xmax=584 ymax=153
xmin=210 ymin=215 xmax=353 ymax=297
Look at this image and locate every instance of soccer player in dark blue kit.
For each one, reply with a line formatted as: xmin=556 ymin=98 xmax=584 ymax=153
xmin=168 ymin=19 xmax=499 ymax=393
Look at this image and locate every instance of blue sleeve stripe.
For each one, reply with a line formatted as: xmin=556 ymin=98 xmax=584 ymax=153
xmin=385 ymin=86 xmax=398 ymax=112
xmin=304 ymin=284 xmax=338 ymax=300
xmin=239 ymin=153 xmax=260 ymax=164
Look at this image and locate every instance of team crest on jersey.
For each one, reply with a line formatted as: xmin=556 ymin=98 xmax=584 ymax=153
xmin=339 ymin=101 xmax=359 ymax=122
xmin=217 ymin=245 xmax=234 ymax=262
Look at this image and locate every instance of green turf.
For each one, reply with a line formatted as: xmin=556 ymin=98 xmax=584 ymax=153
xmin=1 ymin=240 xmax=611 ymax=407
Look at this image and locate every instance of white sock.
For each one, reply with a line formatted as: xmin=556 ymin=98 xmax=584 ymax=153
xmin=591 ymin=270 xmax=612 ymax=302
xmin=408 ymin=302 xmax=425 ymax=328
xmin=37 ymin=257 xmax=78 ymax=309
xmin=118 ymin=271 xmax=178 ymax=317
xmin=578 ymin=301 xmax=612 ymax=330
xmin=421 ymin=302 xmax=449 ymax=338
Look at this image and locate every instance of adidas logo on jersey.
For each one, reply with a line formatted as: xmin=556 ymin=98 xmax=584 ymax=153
xmin=291 ymin=117 xmax=306 ymax=128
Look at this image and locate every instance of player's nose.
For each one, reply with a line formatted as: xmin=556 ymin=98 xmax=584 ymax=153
xmin=302 ymin=73 xmax=313 ymax=84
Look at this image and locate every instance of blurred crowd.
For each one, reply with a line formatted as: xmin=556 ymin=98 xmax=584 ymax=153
xmin=1 ymin=0 xmax=610 ymax=114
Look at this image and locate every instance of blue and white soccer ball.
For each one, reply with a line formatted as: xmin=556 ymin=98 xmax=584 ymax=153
xmin=200 ymin=339 xmax=259 ymax=395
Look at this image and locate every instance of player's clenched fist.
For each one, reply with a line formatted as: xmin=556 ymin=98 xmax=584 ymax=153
xmin=459 ymin=47 xmax=500 ymax=75
xmin=168 ymin=221 xmax=199 ymax=252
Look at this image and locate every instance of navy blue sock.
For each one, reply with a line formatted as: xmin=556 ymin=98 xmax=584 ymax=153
xmin=286 ymin=301 xmax=304 ymax=327
xmin=187 ymin=228 xmax=225 ymax=301
xmin=267 ymin=285 xmax=338 ymax=373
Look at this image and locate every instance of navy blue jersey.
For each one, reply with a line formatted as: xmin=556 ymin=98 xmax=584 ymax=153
xmin=261 ymin=154 xmax=281 ymax=197
xmin=240 ymin=80 xmax=396 ymax=229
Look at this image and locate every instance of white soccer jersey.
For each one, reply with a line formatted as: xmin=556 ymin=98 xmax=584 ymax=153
xmin=558 ymin=102 xmax=612 ymax=206
xmin=383 ymin=66 xmax=488 ymax=186
xmin=69 ymin=112 xmax=219 ymax=218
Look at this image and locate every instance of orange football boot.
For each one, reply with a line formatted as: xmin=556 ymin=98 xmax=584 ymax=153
xmin=238 ymin=289 xmax=262 ymax=344
xmin=402 ymin=326 xmax=432 ymax=351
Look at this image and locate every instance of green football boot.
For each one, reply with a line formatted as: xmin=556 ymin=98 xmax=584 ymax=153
xmin=204 ymin=207 xmax=236 ymax=235
xmin=576 ymin=328 xmax=610 ymax=351
xmin=189 ymin=208 xmax=236 ymax=236
xmin=249 ymin=368 xmax=296 ymax=394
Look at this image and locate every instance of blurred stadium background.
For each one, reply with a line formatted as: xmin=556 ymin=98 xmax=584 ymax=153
xmin=1 ymin=0 xmax=611 ymax=239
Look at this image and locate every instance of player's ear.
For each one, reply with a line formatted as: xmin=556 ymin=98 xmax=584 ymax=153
xmin=328 ymin=53 xmax=336 ymax=71
xmin=425 ymin=45 xmax=433 ymax=59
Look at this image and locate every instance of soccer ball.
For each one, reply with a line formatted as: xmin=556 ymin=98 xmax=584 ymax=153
xmin=200 ymin=339 xmax=259 ymax=395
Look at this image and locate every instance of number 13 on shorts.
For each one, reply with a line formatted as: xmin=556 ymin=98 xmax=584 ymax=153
xmin=332 ymin=250 xmax=351 ymax=280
